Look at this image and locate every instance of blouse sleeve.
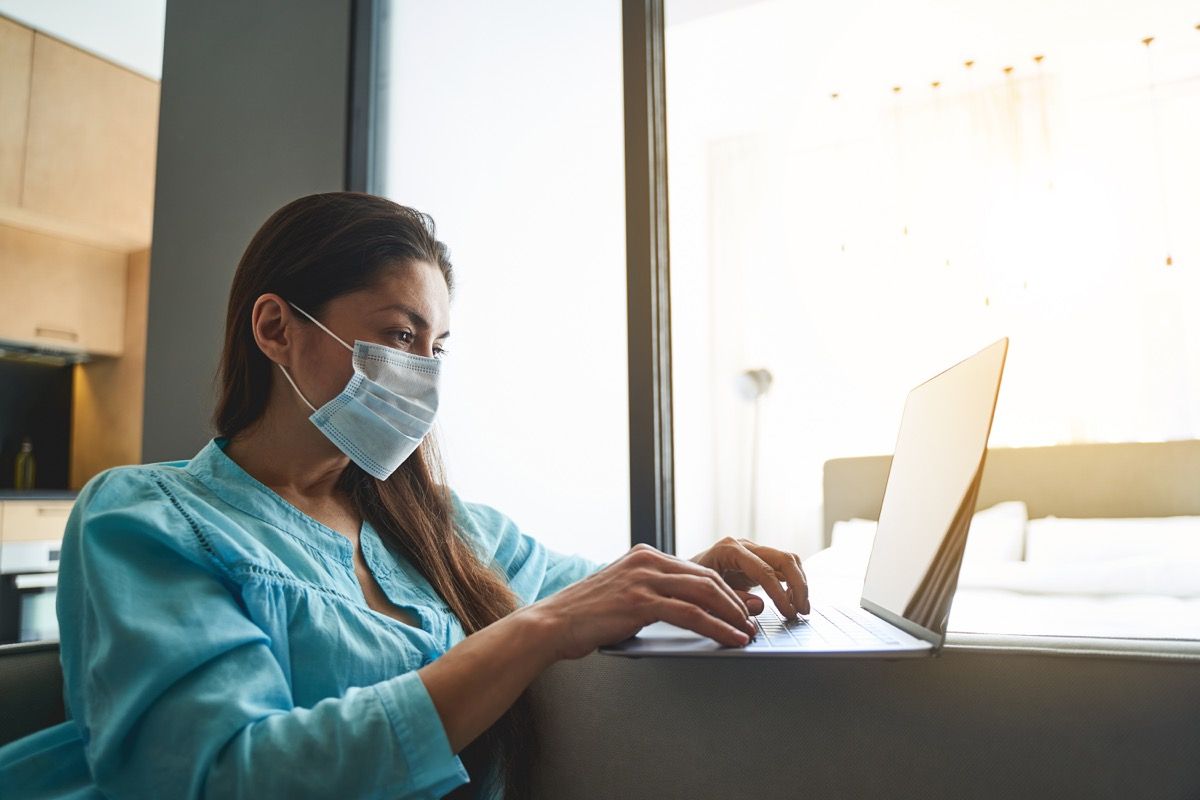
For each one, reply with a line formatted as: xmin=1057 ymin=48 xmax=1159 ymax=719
xmin=452 ymin=495 xmax=609 ymax=605
xmin=58 ymin=469 xmax=469 ymax=800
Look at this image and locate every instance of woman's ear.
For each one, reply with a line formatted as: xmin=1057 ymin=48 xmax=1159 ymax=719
xmin=250 ymin=293 xmax=298 ymax=366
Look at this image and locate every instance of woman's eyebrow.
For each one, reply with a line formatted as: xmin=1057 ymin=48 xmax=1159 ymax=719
xmin=373 ymin=303 xmax=450 ymax=339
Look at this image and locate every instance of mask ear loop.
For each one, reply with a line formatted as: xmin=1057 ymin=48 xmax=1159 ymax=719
xmin=288 ymin=301 xmax=355 ymax=352
xmin=278 ymin=364 xmax=317 ymax=412
xmin=276 ymin=300 xmax=354 ymax=413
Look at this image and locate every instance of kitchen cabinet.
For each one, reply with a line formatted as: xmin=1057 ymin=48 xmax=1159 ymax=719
xmin=0 ymin=224 xmax=126 ymax=356
xmin=19 ymin=33 xmax=159 ymax=249
xmin=0 ymin=17 xmax=33 ymax=208
xmin=0 ymin=499 xmax=73 ymax=543
xmin=71 ymin=247 xmax=149 ymax=485
xmin=0 ymin=15 xmax=156 ymax=488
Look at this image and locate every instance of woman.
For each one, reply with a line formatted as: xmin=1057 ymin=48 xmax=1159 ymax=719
xmin=0 ymin=193 xmax=809 ymax=799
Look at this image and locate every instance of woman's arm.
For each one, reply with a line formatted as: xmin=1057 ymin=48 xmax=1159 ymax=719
xmin=419 ymin=544 xmax=756 ymax=752
xmin=418 ymin=605 xmax=557 ymax=753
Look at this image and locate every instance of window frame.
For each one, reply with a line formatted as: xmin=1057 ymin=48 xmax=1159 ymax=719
xmin=621 ymin=0 xmax=676 ymax=553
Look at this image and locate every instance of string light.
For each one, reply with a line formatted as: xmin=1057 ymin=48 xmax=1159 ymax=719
xmin=930 ymin=79 xmax=950 ymax=268
xmin=829 ymin=90 xmax=849 ymax=255
xmin=891 ymin=85 xmax=909 ymax=237
xmin=1142 ymin=34 xmax=1174 ymax=267
xmin=1033 ymin=54 xmax=1053 ymax=191
xmin=1029 ymin=53 xmax=1052 ymax=292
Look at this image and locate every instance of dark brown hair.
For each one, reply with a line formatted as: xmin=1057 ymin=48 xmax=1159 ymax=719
xmin=215 ymin=192 xmax=532 ymax=798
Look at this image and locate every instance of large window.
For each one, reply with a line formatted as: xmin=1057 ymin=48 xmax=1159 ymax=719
xmin=664 ymin=0 xmax=1200 ymax=638
xmin=376 ymin=1 xmax=629 ymax=563
xmin=367 ymin=1 xmax=1200 ymax=639
xmin=666 ymin=0 xmax=1200 ymax=558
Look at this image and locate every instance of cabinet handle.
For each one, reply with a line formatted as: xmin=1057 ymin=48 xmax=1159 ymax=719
xmin=35 ymin=326 xmax=79 ymax=342
xmin=36 ymin=507 xmax=71 ymax=516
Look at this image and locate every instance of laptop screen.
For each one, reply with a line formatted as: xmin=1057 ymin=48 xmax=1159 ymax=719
xmin=860 ymin=339 xmax=1007 ymax=638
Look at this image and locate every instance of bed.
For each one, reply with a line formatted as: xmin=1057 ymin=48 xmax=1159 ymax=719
xmin=816 ymin=439 xmax=1200 ymax=640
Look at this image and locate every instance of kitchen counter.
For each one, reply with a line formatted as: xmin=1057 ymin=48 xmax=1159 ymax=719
xmin=0 ymin=491 xmax=77 ymax=501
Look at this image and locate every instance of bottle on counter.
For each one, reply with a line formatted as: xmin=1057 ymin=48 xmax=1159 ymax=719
xmin=14 ymin=436 xmax=36 ymax=490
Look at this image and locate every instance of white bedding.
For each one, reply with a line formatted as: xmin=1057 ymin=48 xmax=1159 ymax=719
xmin=807 ymin=504 xmax=1200 ymax=640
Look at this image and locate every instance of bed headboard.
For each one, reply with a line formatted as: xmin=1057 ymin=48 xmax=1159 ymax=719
xmin=821 ymin=439 xmax=1200 ymax=547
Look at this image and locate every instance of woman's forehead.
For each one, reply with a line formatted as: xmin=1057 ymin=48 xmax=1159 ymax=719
xmin=333 ymin=261 xmax=450 ymax=329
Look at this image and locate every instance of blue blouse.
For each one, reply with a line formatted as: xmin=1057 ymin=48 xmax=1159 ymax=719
xmin=0 ymin=438 xmax=603 ymax=799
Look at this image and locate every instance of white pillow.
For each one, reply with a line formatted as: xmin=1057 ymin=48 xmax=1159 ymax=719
xmin=828 ymin=500 xmax=1028 ymax=569
xmin=1025 ymin=516 xmax=1200 ymax=564
xmin=829 ymin=518 xmax=876 ymax=551
xmin=963 ymin=500 xmax=1028 ymax=564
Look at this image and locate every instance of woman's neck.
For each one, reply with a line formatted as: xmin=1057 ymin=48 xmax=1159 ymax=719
xmin=223 ymin=404 xmax=350 ymax=502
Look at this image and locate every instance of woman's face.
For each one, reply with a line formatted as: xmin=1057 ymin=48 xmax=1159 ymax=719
xmin=284 ymin=259 xmax=451 ymax=409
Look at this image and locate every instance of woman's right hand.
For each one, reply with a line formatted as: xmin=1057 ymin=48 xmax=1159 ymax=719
xmin=530 ymin=543 xmax=757 ymax=660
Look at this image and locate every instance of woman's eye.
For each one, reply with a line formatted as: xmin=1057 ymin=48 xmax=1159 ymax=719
xmin=392 ymin=330 xmax=415 ymax=345
xmin=433 ymin=346 xmax=448 ymax=359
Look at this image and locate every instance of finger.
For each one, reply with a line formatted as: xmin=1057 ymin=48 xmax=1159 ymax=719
xmin=736 ymin=590 xmax=765 ymax=616
xmin=635 ymin=548 xmax=749 ymax=615
xmin=649 ymin=574 xmax=755 ymax=634
xmin=724 ymin=544 xmax=797 ymax=619
xmin=792 ymin=555 xmax=811 ymax=614
xmin=754 ymin=546 xmax=811 ymax=615
xmin=653 ymin=597 xmax=751 ymax=648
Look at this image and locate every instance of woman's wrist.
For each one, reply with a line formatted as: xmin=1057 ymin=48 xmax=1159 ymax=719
xmin=507 ymin=602 xmax=569 ymax=668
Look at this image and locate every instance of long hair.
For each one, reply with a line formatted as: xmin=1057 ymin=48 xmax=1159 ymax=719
xmin=214 ymin=192 xmax=533 ymax=798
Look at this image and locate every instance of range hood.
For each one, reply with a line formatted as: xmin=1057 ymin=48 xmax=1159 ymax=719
xmin=0 ymin=340 xmax=91 ymax=366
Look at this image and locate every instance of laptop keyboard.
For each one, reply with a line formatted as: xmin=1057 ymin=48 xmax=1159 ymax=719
xmin=749 ymin=604 xmax=903 ymax=649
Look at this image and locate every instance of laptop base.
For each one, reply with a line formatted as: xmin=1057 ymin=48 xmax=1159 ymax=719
xmin=601 ymin=604 xmax=934 ymax=659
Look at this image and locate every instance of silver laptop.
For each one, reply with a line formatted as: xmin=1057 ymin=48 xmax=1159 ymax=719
xmin=601 ymin=338 xmax=1008 ymax=658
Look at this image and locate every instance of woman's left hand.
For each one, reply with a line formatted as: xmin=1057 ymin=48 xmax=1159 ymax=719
xmin=690 ymin=537 xmax=810 ymax=620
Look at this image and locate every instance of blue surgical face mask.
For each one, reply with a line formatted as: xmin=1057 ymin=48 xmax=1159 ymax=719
xmin=277 ymin=303 xmax=441 ymax=480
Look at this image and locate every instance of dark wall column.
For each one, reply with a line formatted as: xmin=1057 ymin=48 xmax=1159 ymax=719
xmin=143 ymin=0 xmax=352 ymax=462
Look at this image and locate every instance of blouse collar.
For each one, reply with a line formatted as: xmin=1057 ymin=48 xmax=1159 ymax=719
xmin=185 ymin=437 xmax=354 ymax=565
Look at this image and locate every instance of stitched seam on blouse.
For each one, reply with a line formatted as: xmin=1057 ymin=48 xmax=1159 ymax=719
xmin=176 ymin=464 xmax=353 ymax=566
xmin=151 ymin=473 xmax=232 ymax=577
xmin=148 ymin=471 xmax=437 ymax=640
xmin=230 ymin=562 xmax=446 ymax=638
xmin=229 ymin=562 xmax=360 ymax=604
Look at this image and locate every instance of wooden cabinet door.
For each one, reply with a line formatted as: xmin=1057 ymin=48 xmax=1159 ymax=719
xmin=0 ymin=224 xmax=126 ymax=356
xmin=20 ymin=33 xmax=159 ymax=248
xmin=0 ymin=500 xmax=74 ymax=542
xmin=0 ymin=18 xmax=33 ymax=207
